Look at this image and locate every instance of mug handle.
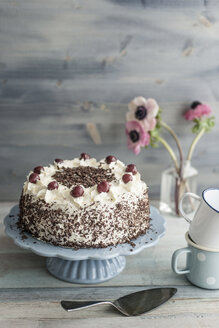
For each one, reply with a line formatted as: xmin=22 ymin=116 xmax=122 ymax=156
xmin=171 ymin=247 xmax=191 ymax=275
xmin=179 ymin=192 xmax=201 ymax=224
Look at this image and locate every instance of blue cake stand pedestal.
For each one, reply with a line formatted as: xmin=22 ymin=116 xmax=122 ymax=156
xmin=4 ymin=205 xmax=165 ymax=284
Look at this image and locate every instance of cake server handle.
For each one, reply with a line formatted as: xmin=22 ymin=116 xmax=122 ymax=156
xmin=61 ymin=300 xmax=112 ymax=312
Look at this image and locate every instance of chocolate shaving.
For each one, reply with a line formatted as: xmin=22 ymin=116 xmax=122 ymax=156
xmin=52 ymin=166 xmax=116 ymax=188
xmin=18 ymin=190 xmax=150 ymax=249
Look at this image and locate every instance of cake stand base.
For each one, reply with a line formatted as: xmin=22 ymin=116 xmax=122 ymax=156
xmin=46 ymin=256 xmax=126 ymax=284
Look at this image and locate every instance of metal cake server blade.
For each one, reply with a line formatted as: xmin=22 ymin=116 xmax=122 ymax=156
xmin=61 ymin=287 xmax=177 ymax=316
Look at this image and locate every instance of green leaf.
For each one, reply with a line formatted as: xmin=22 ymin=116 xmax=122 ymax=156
xmin=191 ymin=116 xmax=215 ymax=134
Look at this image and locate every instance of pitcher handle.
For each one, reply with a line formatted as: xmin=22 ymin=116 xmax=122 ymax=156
xmin=179 ymin=192 xmax=201 ymax=224
xmin=171 ymin=247 xmax=191 ymax=275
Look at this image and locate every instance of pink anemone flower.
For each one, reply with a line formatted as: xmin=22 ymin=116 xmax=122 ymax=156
xmin=184 ymin=101 xmax=212 ymax=121
xmin=127 ymin=96 xmax=159 ymax=131
xmin=125 ymin=120 xmax=150 ymax=155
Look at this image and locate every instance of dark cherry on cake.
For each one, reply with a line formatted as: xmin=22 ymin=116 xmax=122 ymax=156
xmin=105 ymin=155 xmax=117 ymax=164
xmin=80 ymin=153 xmax=91 ymax=160
xmin=71 ymin=185 xmax=84 ymax=197
xmin=48 ymin=181 xmax=59 ymax=190
xmin=97 ymin=180 xmax=110 ymax=193
xmin=55 ymin=158 xmax=64 ymax=164
xmin=125 ymin=164 xmax=137 ymax=175
xmin=33 ymin=166 xmax=44 ymax=174
xmin=122 ymin=174 xmax=133 ymax=184
xmin=29 ymin=173 xmax=40 ymax=184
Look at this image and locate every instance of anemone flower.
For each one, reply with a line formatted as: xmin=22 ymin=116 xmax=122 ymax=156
xmin=125 ymin=120 xmax=150 ymax=154
xmin=184 ymin=102 xmax=212 ymax=121
xmin=127 ymin=96 xmax=159 ymax=131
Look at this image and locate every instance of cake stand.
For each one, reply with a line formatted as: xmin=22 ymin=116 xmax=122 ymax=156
xmin=4 ymin=205 xmax=165 ymax=284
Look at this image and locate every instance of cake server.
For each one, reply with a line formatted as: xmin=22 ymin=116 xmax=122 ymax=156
xmin=61 ymin=287 xmax=177 ymax=316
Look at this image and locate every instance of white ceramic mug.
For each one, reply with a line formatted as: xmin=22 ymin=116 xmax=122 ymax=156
xmin=179 ymin=188 xmax=219 ymax=250
xmin=172 ymin=232 xmax=219 ymax=289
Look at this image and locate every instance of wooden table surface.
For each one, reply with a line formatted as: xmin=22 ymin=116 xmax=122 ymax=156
xmin=1 ymin=201 xmax=219 ymax=328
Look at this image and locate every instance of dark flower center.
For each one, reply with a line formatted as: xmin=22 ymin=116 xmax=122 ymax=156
xmin=135 ymin=106 xmax=147 ymax=120
xmin=191 ymin=101 xmax=201 ymax=109
xmin=129 ymin=130 xmax=140 ymax=143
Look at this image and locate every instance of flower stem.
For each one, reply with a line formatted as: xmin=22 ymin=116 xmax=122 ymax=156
xmin=161 ymin=121 xmax=184 ymax=172
xmin=160 ymin=121 xmax=185 ymax=215
xmin=187 ymin=127 xmax=205 ymax=161
xmin=157 ymin=137 xmax=179 ymax=172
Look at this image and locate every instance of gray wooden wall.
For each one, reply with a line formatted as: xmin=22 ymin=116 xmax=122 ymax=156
xmin=0 ymin=0 xmax=219 ymax=201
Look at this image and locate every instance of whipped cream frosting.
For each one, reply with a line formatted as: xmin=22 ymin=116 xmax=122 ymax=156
xmin=23 ymin=157 xmax=147 ymax=211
